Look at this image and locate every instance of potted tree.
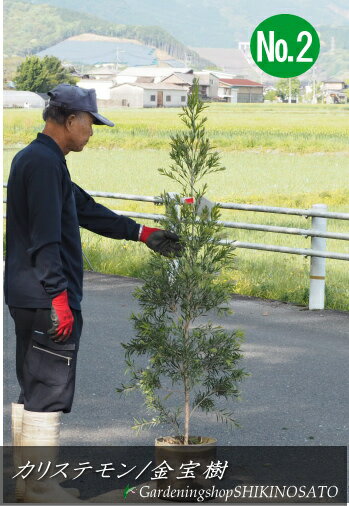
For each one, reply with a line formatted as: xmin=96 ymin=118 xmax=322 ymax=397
xmin=117 ymin=81 xmax=248 ymax=496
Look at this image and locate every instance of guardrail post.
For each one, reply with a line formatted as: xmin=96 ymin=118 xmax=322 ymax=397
xmin=309 ymin=204 xmax=327 ymax=310
xmin=167 ymin=192 xmax=180 ymax=285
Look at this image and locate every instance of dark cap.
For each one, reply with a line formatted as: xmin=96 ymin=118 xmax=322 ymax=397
xmin=47 ymin=83 xmax=114 ymax=127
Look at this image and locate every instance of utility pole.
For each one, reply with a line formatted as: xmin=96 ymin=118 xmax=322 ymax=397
xmin=312 ymin=66 xmax=317 ymax=104
xmin=184 ymin=51 xmax=192 ymax=68
xmin=288 ymin=78 xmax=292 ymax=104
xmin=116 ymin=48 xmax=120 ymax=73
xmin=115 ymin=47 xmax=126 ymax=74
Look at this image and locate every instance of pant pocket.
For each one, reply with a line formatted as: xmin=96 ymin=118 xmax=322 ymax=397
xmin=28 ymin=342 xmax=74 ymax=386
xmin=25 ymin=309 xmax=76 ymax=387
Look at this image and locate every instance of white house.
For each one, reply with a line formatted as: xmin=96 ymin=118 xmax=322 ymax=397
xmin=321 ymin=81 xmax=347 ymax=104
xmin=86 ymin=68 xmax=117 ymax=80
xmin=115 ymin=66 xmax=193 ymax=85
xmin=77 ymin=79 xmax=115 ymax=100
xmin=160 ymin=71 xmax=223 ymax=99
xmin=218 ymin=80 xmax=237 ymax=102
xmin=321 ymin=81 xmax=345 ymax=91
xmin=193 ymin=72 xmax=220 ymax=98
xmin=218 ymin=78 xmax=263 ymax=103
xmin=109 ymin=83 xmax=189 ymax=108
xmin=160 ymin=72 xmax=194 ymax=88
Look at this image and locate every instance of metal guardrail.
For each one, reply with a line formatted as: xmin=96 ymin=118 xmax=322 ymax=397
xmin=3 ymin=184 xmax=349 ymax=310
xmin=80 ymin=191 xmax=349 ymax=311
xmin=217 ymin=202 xmax=349 ymax=221
xmin=85 ymin=190 xmax=349 ymax=220
xmin=110 ymin=210 xmax=349 ymax=243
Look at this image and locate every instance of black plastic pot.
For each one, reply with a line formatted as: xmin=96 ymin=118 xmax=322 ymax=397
xmin=154 ymin=436 xmax=217 ymax=502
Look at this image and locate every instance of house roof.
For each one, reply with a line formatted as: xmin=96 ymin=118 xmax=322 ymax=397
xmin=117 ymin=66 xmax=193 ymax=77
xmin=112 ymin=82 xmax=188 ymax=91
xmin=193 ymin=73 xmax=209 ymax=85
xmin=324 ymin=90 xmax=346 ymax=95
xmin=160 ymin=73 xmax=194 ymax=84
xmin=219 ymin=78 xmax=263 ymax=87
xmin=135 ymin=76 xmax=154 ymax=83
xmin=78 ymin=79 xmax=115 ymax=85
xmin=193 ymin=72 xmax=215 ymax=85
xmin=88 ymin=69 xmax=117 ymax=76
xmin=173 ymin=73 xmax=194 ymax=84
xmin=210 ymin=71 xmax=236 ymax=79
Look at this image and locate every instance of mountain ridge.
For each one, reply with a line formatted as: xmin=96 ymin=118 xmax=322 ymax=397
xmin=4 ymin=0 xmax=349 ymax=80
xmin=4 ymin=0 xmax=210 ymax=68
xmin=21 ymin=0 xmax=349 ymax=47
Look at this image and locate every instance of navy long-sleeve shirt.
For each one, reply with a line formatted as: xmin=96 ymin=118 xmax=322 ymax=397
xmin=4 ymin=133 xmax=141 ymax=310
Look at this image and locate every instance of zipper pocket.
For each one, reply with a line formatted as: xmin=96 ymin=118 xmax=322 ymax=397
xmin=32 ymin=345 xmax=72 ymax=366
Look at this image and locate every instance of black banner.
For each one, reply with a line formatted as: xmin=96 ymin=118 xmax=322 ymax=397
xmin=2 ymin=445 xmax=347 ymax=503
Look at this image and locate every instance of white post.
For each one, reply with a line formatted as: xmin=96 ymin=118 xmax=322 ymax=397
xmin=167 ymin=192 xmax=181 ymax=285
xmin=309 ymin=204 xmax=327 ymax=310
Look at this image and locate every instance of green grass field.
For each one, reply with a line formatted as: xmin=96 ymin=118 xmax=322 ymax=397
xmin=3 ymin=104 xmax=349 ymax=310
xmin=4 ymin=103 xmax=349 ymax=152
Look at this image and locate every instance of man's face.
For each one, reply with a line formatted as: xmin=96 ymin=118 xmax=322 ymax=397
xmin=66 ymin=112 xmax=94 ymax=152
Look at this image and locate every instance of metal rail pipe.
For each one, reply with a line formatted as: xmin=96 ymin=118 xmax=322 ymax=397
xmin=111 ymin=210 xmax=166 ymax=221
xmin=217 ymin=202 xmax=349 ymax=220
xmin=84 ymin=190 xmax=349 ymax=220
xmin=112 ymin=210 xmax=349 ymax=261
xmin=221 ymin=240 xmax=349 ymax=261
xmin=217 ymin=221 xmax=349 ymax=241
xmin=111 ymin=209 xmax=349 ymax=241
xmin=87 ymin=190 xmax=162 ymax=204
xmin=3 ymin=197 xmax=349 ymax=240
xmin=4 ymin=185 xmax=349 ymax=220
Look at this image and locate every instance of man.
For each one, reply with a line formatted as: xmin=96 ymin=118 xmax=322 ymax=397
xmin=5 ymin=84 xmax=180 ymax=502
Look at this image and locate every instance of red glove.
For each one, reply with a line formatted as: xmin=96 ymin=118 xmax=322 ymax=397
xmin=140 ymin=226 xmax=182 ymax=257
xmin=140 ymin=226 xmax=160 ymax=242
xmin=48 ymin=290 xmax=74 ymax=341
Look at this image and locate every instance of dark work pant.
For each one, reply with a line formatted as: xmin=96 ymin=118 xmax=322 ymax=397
xmin=9 ymin=307 xmax=82 ymax=413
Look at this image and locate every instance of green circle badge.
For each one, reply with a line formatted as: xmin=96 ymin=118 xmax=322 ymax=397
xmin=250 ymin=14 xmax=320 ymax=78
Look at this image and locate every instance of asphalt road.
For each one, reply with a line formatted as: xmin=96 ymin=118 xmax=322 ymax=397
xmin=3 ymin=271 xmax=349 ymax=447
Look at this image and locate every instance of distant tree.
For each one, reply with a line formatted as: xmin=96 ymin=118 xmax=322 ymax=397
xmin=205 ymin=65 xmax=222 ymax=71
xmin=15 ymin=56 xmax=47 ymax=92
xmin=276 ymin=78 xmax=300 ymax=101
xmin=264 ymin=89 xmax=277 ymax=102
xmin=15 ymin=55 xmax=76 ymax=93
xmin=41 ymin=56 xmax=74 ymax=88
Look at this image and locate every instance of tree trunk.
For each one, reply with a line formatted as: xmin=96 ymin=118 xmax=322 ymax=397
xmin=183 ymin=319 xmax=190 ymax=445
xmin=184 ymin=376 xmax=190 ymax=445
